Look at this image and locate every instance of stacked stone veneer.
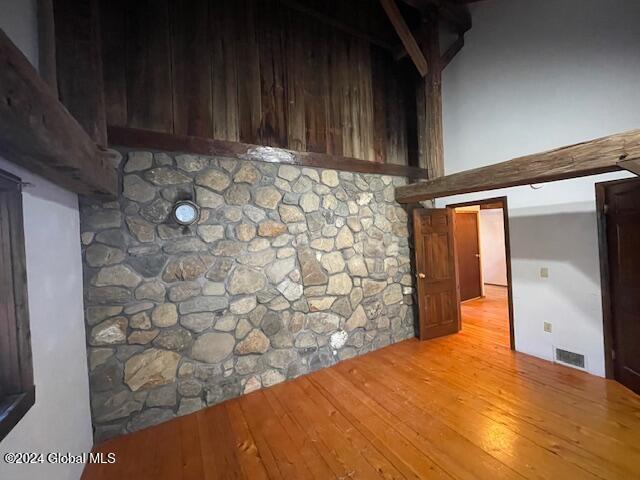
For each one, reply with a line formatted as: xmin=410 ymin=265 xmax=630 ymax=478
xmin=81 ymin=150 xmax=415 ymax=441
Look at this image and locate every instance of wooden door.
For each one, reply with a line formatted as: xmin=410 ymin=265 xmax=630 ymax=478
xmin=604 ymin=180 xmax=640 ymax=394
xmin=455 ymin=212 xmax=482 ymax=301
xmin=413 ymin=208 xmax=461 ymax=340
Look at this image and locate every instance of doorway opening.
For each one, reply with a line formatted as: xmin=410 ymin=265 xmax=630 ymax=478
xmin=447 ymin=197 xmax=515 ymax=350
xmin=596 ymin=177 xmax=640 ymax=394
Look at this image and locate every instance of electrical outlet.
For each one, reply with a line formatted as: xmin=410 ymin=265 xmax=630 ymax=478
xmin=544 ymin=322 xmax=552 ymax=333
xmin=540 ymin=267 xmax=549 ymax=278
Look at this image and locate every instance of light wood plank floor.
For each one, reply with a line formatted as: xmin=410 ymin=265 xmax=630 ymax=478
xmin=82 ymin=286 xmax=640 ymax=479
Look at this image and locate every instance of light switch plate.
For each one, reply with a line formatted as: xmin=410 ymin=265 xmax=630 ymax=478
xmin=544 ymin=322 xmax=552 ymax=333
xmin=540 ymin=267 xmax=549 ymax=278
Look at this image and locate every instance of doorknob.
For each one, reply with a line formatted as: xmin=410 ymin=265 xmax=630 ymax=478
xmin=475 ymin=254 xmax=480 ymax=258
xmin=418 ymin=273 xmax=426 ymax=279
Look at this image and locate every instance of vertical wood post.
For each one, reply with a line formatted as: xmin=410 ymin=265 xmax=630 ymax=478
xmin=416 ymin=12 xmax=444 ymax=180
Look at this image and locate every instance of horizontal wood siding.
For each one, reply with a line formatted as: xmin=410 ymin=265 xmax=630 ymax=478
xmin=100 ymin=0 xmax=416 ymax=166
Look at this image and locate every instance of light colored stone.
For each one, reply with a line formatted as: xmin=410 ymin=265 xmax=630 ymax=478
xmin=383 ymin=284 xmax=403 ymax=305
xmin=261 ymin=369 xmax=286 ymax=387
xmin=195 ymin=187 xmax=224 ymax=209
xmin=152 ymin=304 xmax=178 ymax=327
xmin=128 ymin=329 xmax=159 ymax=345
xmin=362 ymin=278 xmax=386 ymax=297
xmin=135 ymin=281 xmax=166 ymax=303
xmin=225 ymin=184 xmax=251 ymax=205
xmin=180 ymin=313 xmax=216 ymax=333
xmin=196 ymin=168 xmax=230 ymax=192
xmin=191 ymin=333 xmax=235 ymax=363
xmin=176 ymin=154 xmax=208 ymax=172
xmin=228 ymin=266 xmax=267 ymax=295
xmin=321 ymin=170 xmax=339 ymax=187
xmin=266 ymin=257 xmax=296 ymax=284
xmin=178 ymin=397 xmax=204 ymax=416
xmin=297 ymin=247 xmax=328 ymax=286
xmin=126 ymin=217 xmax=155 ymax=243
xmin=255 ymin=186 xmax=282 ymax=210
xmin=322 ymin=194 xmax=338 ymax=210
xmin=236 ymin=223 xmax=256 ymax=242
xmin=197 ymin=225 xmax=224 ymax=243
xmin=278 ymin=204 xmax=305 ymax=223
xmin=235 ymin=329 xmax=270 ymax=354
xmin=308 ymin=296 xmax=336 ymax=311
xmin=244 ymin=375 xmax=261 ymax=394
xmin=230 ymin=296 xmax=257 ymax=315
xmin=278 ymin=165 xmax=300 ymax=181
xmin=307 ymin=312 xmax=340 ymax=334
xmin=90 ymin=317 xmax=128 ymax=345
xmin=215 ymin=315 xmax=238 ymax=332
xmin=162 ymin=254 xmax=215 ymax=282
xmin=125 ymin=152 xmax=153 ymax=172
xmin=234 ymin=164 xmax=261 ymax=184
xmin=335 ymin=226 xmax=354 ymax=250
xmin=248 ymin=237 xmax=270 ymax=252
xmin=258 ymin=220 xmax=287 ymax=237
xmin=326 ymin=273 xmax=353 ymax=295
xmin=123 ymin=175 xmax=156 ymax=203
xmin=310 ymin=238 xmax=334 ymax=252
xmin=347 ymin=255 xmax=368 ymax=276
xmin=145 ymin=168 xmax=190 ymax=185
xmin=202 ymin=281 xmax=225 ymax=296
xmin=277 ymin=278 xmax=303 ymax=301
xmin=299 ymin=192 xmax=320 ymax=212
xmin=86 ymin=244 xmax=125 ymax=267
xmin=179 ymin=296 xmax=228 ymax=314
xmin=345 ymin=305 xmax=367 ymax=331
xmin=124 ymin=349 xmax=181 ymax=391
xmin=93 ymin=265 xmax=141 ymax=288
xmin=321 ymin=252 xmax=345 ymax=274
xmin=330 ymin=330 xmax=348 ymax=349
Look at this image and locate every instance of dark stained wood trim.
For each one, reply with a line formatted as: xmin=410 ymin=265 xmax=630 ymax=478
xmin=399 ymin=0 xmax=471 ymax=34
xmin=0 ymin=28 xmax=116 ymax=198
xmin=0 ymin=388 xmax=35 ymax=442
xmin=446 ymin=196 xmax=515 ymax=350
xmin=396 ymin=129 xmax=640 ymax=202
xmin=618 ymin=158 xmax=640 ymax=176
xmin=53 ymin=0 xmax=108 ymax=147
xmin=37 ymin=0 xmax=57 ymax=93
xmin=594 ymin=177 xmax=640 ymax=379
xmin=441 ymin=34 xmax=464 ymax=70
xmin=107 ymin=126 xmax=430 ymax=179
xmin=280 ymin=0 xmax=398 ymax=54
xmin=379 ymin=0 xmax=429 ymax=77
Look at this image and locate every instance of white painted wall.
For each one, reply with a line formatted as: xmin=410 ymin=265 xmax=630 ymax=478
xmin=478 ymin=209 xmax=507 ymax=286
xmin=438 ymin=0 xmax=640 ymax=376
xmin=0 ymin=1 xmax=93 ymax=479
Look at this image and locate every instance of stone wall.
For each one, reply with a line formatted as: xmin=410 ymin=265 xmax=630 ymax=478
xmin=81 ymin=150 xmax=416 ymax=441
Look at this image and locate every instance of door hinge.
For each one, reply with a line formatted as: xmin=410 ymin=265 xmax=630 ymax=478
xmin=603 ymin=203 xmax=610 ymax=215
xmin=611 ymin=349 xmax=616 ymax=360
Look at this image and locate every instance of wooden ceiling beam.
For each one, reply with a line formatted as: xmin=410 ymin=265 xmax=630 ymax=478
xmin=379 ymin=0 xmax=429 ymax=76
xmin=395 ymin=129 xmax=640 ymax=202
xmin=0 ymin=28 xmax=116 ymax=198
xmin=399 ymin=0 xmax=471 ymax=34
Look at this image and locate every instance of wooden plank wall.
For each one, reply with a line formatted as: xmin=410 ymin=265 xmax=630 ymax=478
xmin=99 ymin=0 xmax=418 ymax=166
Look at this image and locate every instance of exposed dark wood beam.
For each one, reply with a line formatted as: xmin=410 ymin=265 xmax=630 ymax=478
xmin=618 ymin=158 xmax=640 ymax=176
xmin=415 ymin=16 xmax=444 ymax=179
xmin=280 ymin=0 xmax=399 ymax=54
xmin=399 ymin=0 xmax=471 ymax=34
xmin=0 ymin=28 xmax=116 ymax=198
xmin=37 ymin=0 xmax=57 ymax=92
xmin=395 ymin=129 xmax=640 ymax=202
xmin=379 ymin=0 xmax=429 ymax=76
xmin=441 ymin=34 xmax=464 ymax=69
xmin=108 ymin=126 xmax=431 ymax=179
xmin=53 ymin=0 xmax=107 ymax=147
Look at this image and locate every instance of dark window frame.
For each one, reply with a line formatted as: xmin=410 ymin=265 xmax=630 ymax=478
xmin=0 ymin=169 xmax=35 ymax=442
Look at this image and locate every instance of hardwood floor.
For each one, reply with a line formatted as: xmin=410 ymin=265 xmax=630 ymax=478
xmin=82 ymin=287 xmax=640 ymax=479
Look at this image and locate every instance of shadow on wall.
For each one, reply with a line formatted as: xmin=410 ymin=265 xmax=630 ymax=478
xmin=508 ymin=203 xmax=602 ymax=321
